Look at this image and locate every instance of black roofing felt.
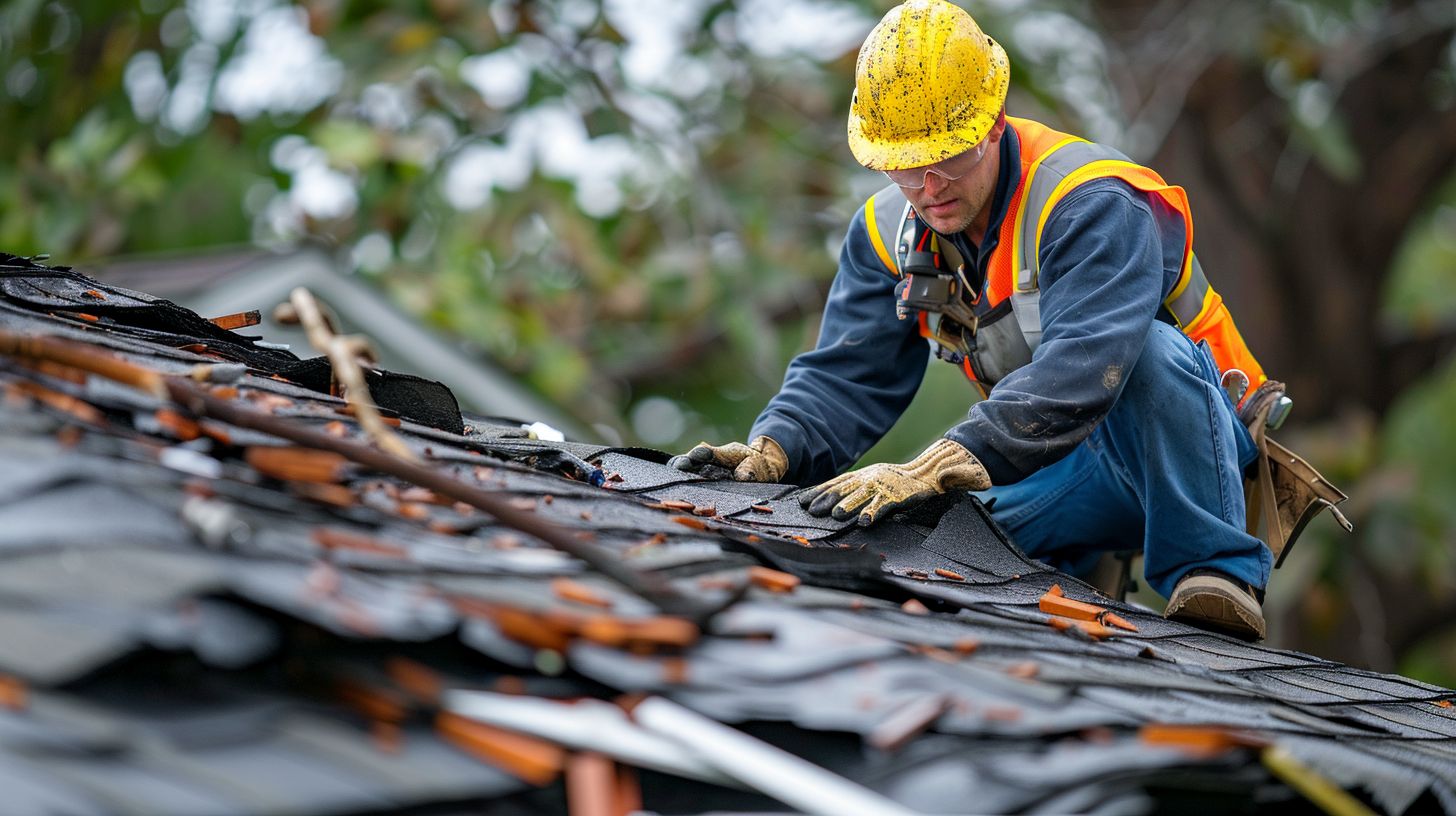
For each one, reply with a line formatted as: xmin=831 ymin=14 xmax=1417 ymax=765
xmin=0 ymin=255 xmax=1453 ymax=815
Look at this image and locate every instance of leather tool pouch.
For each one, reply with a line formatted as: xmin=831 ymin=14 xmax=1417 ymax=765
xmin=1242 ymin=388 xmax=1352 ymax=567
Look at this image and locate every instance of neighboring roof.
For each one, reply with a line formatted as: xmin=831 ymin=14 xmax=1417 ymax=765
xmin=0 ymin=253 xmax=1454 ymax=816
xmin=87 ymin=247 xmax=591 ymax=439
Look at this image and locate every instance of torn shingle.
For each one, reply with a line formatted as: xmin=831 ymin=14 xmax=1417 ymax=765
xmin=0 ymin=258 xmax=1453 ymax=815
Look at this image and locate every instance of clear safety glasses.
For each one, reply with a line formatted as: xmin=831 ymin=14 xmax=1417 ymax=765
xmin=883 ymin=138 xmax=990 ymax=189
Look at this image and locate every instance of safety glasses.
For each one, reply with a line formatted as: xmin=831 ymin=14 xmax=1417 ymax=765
xmin=883 ymin=138 xmax=990 ymax=189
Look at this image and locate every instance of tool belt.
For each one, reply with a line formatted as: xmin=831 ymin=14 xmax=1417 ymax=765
xmin=1240 ymin=383 xmax=1352 ymax=567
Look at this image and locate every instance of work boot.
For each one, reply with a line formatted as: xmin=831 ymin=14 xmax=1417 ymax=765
xmin=1165 ymin=569 xmax=1266 ymax=641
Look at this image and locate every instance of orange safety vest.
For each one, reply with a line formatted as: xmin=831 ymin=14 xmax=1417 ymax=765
xmin=863 ymin=117 xmax=1265 ymax=391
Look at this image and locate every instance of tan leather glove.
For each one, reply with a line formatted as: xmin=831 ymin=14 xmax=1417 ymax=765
xmin=800 ymin=437 xmax=990 ymax=526
xmin=1238 ymin=379 xmax=1288 ymax=428
xmin=669 ymin=435 xmax=788 ymax=483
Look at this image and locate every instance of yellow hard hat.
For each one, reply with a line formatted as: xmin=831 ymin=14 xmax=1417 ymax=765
xmin=848 ymin=0 xmax=1010 ymax=171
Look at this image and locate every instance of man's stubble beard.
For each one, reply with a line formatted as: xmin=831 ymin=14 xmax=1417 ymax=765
xmin=911 ymin=201 xmax=976 ymax=238
xmin=941 ymin=210 xmax=977 ymax=236
xmin=910 ymin=171 xmax=995 ymax=240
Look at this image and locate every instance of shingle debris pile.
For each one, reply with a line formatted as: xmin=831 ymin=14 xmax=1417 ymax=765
xmin=0 ymin=253 xmax=1453 ymax=816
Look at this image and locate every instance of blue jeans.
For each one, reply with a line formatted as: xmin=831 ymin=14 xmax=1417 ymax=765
xmin=978 ymin=321 xmax=1270 ymax=598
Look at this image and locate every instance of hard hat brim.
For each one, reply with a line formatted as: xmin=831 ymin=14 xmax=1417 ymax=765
xmin=847 ymin=37 xmax=1011 ymax=173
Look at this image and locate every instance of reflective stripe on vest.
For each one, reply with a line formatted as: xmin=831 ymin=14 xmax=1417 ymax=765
xmin=864 ymin=190 xmax=901 ymax=274
xmin=865 ymin=186 xmax=917 ymax=279
xmin=1166 ymin=254 xmax=1213 ymax=329
xmin=1010 ymin=141 xmax=1215 ymax=349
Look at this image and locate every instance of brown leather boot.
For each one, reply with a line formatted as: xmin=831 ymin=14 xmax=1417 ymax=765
xmin=1165 ymin=569 xmax=1266 ymax=641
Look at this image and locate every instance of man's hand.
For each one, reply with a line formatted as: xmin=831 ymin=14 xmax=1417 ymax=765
xmin=669 ymin=435 xmax=788 ymax=483
xmin=1238 ymin=379 xmax=1288 ymax=429
xmin=799 ymin=437 xmax=990 ymax=526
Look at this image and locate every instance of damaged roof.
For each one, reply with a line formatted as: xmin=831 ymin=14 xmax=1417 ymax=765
xmin=0 ymin=253 xmax=1452 ymax=816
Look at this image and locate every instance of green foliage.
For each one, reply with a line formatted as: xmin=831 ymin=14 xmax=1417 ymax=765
xmin=1385 ymin=199 xmax=1456 ymax=340
xmin=0 ymin=0 xmax=874 ymax=445
xmin=7 ymin=1 xmax=1456 ymax=676
xmin=0 ymin=0 xmax=1027 ymax=463
xmin=1287 ymin=165 xmax=1456 ymax=678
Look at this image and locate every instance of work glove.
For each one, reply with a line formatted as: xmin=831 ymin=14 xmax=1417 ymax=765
xmin=799 ymin=437 xmax=991 ymax=526
xmin=669 ymin=435 xmax=789 ymax=483
xmin=1238 ymin=379 xmax=1288 ymax=429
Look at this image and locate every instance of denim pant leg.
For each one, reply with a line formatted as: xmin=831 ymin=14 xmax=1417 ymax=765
xmin=979 ymin=321 xmax=1270 ymax=598
xmin=979 ymin=437 xmax=1147 ymax=579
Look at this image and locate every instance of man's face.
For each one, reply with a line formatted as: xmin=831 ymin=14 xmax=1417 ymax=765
xmin=895 ymin=127 xmax=1004 ymax=236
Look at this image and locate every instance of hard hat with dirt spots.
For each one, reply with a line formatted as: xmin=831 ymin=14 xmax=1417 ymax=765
xmin=847 ymin=0 xmax=1011 ymax=172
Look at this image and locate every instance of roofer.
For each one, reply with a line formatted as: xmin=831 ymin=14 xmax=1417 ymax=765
xmin=671 ymin=0 xmax=1342 ymax=641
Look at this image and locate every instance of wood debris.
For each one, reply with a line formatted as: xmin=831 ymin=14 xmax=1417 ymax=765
xmin=553 ymin=578 xmax=613 ymax=609
xmin=747 ymin=566 xmax=800 ymax=593
xmin=436 ymin=712 xmax=565 ymax=786
xmin=208 ymin=310 xmax=262 ymax=331
xmin=1039 ymin=584 xmax=1139 ymax=634
xmin=245 ymin=446 xmax=350 ymax=483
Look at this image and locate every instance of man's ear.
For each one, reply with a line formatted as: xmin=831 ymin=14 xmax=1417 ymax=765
xmin=987 ymin=109 xmax=1008 ymax=143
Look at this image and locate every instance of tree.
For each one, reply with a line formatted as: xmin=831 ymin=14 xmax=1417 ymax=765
xmin=1057 ymin=0 xmax=1456 ymax=672
xmin=6 ymin=0 xmax=1456 ymax=677
xmin=0 ymin=0 xmax=884 ymax=446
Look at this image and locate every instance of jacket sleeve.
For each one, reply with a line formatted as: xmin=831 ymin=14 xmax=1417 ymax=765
xmin=945 ymin=178 xmax=1177 ymax=484
xmin=749 ymin=206 xmax=929 ymax=485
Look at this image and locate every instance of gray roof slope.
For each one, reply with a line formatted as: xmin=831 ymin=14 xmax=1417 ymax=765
xmin=88 ymin=247 xmax=590 ymax=438
xmin=0 ymin=256 xmax=1451 ymax=815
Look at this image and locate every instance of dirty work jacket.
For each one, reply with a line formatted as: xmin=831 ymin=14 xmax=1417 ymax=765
xmin=750 ymin=120 xmax=1262 ymax=487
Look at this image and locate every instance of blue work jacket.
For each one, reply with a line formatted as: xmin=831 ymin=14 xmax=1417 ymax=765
xmin=749 ymin=124 xmax=1191 ymax=486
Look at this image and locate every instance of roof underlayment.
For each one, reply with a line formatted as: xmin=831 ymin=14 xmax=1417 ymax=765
xmin=0 ymin=254 xmax=1453 ymax=815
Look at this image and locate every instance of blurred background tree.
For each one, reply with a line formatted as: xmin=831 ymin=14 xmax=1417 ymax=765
xmin=6 ymin=0 xmax=1456 ymax=681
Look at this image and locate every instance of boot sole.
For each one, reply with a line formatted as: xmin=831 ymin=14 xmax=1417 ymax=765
xmin=1166 ymin=576 xmax=1266 ymax=641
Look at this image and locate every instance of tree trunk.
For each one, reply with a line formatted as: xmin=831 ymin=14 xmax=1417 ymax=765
xmin=1152 ymin=32 xmax=1456 ymax=419
xmin=1089 ymin=1 xmax=1456 ymax=669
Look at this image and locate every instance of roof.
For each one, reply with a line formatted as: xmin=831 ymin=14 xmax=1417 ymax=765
xmin=0 ymin=253 xmax=1453 ymax=816
xmin=86 ymin=247 xmax=590 ymax=439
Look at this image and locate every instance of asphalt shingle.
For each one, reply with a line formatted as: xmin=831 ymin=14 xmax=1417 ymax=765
xmin=0 ymin=257 xmax=1452 ymax=815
